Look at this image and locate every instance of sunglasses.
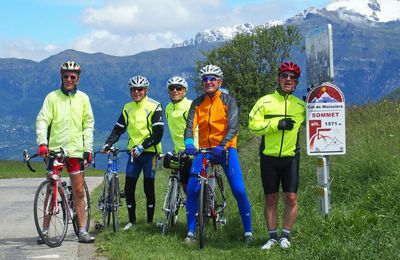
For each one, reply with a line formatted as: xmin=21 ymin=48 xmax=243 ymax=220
xmin=202 ymin=76 xmax=219 ymax=82
xmin=280 ymin=73 xmax=298 ymax=80
xmin=132 ymin=87 xmax=145 ymax=92
xmin=168 ymin=85 xmax=184 ymax=91
xmin=63 ymin=74 xmax=77 ymax=80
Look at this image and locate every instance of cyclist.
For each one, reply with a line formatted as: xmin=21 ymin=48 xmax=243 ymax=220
xmin=248 ymin=61 xmax=306 ymax=250
xmin=184 ymin=64 xmax=254 ymax=244
xmin=36 ymin=60 xmax=95 ymax=243
xmin=165 ymin=76 xmax=197 ymax=192
xmin=103 ymin=75 xmax=164 ymax=230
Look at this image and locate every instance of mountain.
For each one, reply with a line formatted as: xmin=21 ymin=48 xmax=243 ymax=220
xmin=1 ymin=1 xmax=400 ymax=160
xmin=172 ymin=0 xmax=400 ymax=47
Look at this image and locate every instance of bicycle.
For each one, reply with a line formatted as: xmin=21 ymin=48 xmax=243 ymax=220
xmin=158 ymin=152 xmax=187 ymax=236
xmin=196 ymin=148 xmax=227 ymax=249
xmin=93 ymin=147 xmax=128 ymax=232
xmin=23 ymin=148 xmax=91 ymax=248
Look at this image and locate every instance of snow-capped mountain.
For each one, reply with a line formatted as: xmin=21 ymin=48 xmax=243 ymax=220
xmin=172 ymin=21 xmax=282 ymax=48
xmin=326 ymin=0 xmax=400 ymax=22
xmin=172 ymin=0 xmax=400 ymax=47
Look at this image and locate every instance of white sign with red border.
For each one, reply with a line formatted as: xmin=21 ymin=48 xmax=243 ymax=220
xmin=306 ymin=82 xmax=346 ymax=155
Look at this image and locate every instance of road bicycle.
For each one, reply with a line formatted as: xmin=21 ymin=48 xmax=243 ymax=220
xmin=23 ymin=148 xmax=90 ymax=248
xmin=196 ymin=148 xmax=227 ymax=249
xmin=158 ymin=152 xmax=187 ymax=236
xmin=93 ymin=147 xmax=128 ymax=232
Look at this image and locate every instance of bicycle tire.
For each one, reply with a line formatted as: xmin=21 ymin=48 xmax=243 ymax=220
xmin=34 ymin=179 xmax=68 ymax=248
xmin=162 ymin=177 xmax=174 ymax=236
xmin=198 ymin=178 xmax=208 ymax=249
xmin=213 ymin=164 xmax=225 ymax=229
xmin=101 ymin=175 xmax=110 ymax=228
xmin=172 ymin=180 xmax=181 ymax=226
xmin=111 ymin=174 xmax=120 ymax=232
xmin=72 ymin=181 xmax=91 ymax=236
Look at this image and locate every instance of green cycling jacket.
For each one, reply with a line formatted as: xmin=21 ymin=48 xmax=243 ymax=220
xmin=248 ymin=90 xmax=305 ymax=157
xmin=105 ymin=96 xmax=163 ymax=153
xmin=165 ymin=97 xmax=197 ymax=153
xmin=36 ymin=89 xmax=94 ymax=158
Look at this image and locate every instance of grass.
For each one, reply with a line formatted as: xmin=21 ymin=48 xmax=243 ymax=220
xmin=1 ymin=99 xmax=399 ymax=259
xmin=0 ymin=157 xmax=104 ymax=178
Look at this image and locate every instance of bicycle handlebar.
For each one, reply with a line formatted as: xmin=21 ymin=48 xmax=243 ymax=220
xmin=22 ymin=148 xmax=68 ymax=172
xmin=92 ymin=147 xmax=129 ymax=168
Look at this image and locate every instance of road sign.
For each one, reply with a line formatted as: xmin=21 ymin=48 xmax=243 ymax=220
xmin=306 ymin=82 xmax=346 ymax=155
xmin=305 ymin=24 xmax=334 ymax=87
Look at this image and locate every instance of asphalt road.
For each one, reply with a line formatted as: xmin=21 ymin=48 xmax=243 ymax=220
xmin=0 ymin=177 xmax=105 ymax=260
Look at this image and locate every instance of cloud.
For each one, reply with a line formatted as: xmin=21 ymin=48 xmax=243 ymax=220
xmin=0 ymin=38 xmax=63 ymax=61
xmin=73 ymin=29 xmax=181 ymax=56
xmin=0 ymin=0 xmax=330 ymax=60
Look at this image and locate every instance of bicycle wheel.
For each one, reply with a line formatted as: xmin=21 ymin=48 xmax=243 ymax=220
xmin=34 ymin=179 xmax=68 ymax=248
xmin=198 ymin=178 xmax=208 ymax=249
xmin=162 ymin=177 xmax=179 ymax=236
xmin=72 ymin=181 xmax=91 ymax=236
xmin=111 ymin=174 xmax=120 ymax=232
xmin=101 ymin=175 xmax=110 ymax=228
xmin=213 ymin=165 xmax=225 ymax=229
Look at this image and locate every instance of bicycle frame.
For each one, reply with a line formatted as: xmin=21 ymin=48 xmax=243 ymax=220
xmin=196 ymin=148 xmax=227 ymax=249
xmin=158 ymin=152 xmax=186 ymax=236
xmin=93 ymin=147 xmax=128 ymax=231
xmin=24 ymin=148 xmax=90 ymax=247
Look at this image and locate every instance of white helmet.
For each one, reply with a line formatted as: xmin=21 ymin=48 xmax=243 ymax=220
xmin=166 ymin=76 xmax=188 ymax=90
xmin=199 ymin=64 xmax=223 ymax=79
xmin=128 ymin=75 xmax=149 ymax=89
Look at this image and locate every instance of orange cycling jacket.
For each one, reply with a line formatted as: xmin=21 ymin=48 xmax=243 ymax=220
xmin=184 ymin=89 xmax=238 ymax=149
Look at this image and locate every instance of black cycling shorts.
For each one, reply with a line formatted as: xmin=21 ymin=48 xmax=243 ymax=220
xmin=260 ymin=154 xmax=300 ymax=194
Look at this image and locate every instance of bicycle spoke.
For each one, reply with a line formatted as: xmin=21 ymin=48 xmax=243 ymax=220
xmin=34 ymin=180 xmax=68 ymax=247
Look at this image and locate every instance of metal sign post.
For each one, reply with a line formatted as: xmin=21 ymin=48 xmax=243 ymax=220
xmin=305 ymin=24 xmax=345 ymax=217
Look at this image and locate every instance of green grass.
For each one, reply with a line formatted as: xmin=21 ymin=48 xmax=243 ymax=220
xmin=0 ymin=158 xmax=103 ymax=178
xmin=1 ymin=100 xmax=399 ymax=259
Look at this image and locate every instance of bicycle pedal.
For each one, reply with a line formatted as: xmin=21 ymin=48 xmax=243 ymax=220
xmin=95 ymin=223 xmax=103 ymax=230
xmin=219 ymin=218 xmax=227 ymax=225
xmin=156 ymin=222 xmax=164 ymax=228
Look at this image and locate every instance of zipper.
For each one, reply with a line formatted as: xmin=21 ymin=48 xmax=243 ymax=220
xmin=278 ymin=95 xmax=288 ymax=157
xmin=207 ymin=96 xmax=213 ymax=147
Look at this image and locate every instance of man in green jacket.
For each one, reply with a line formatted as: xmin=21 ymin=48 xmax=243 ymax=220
xmin=248 ymin=62 xmax=305 ymax=250
xmin=36 ymin=60 xmax=95 ymax=243
xmin=103 ymin=75 xmax=164 ymax=230
xmin=165 ymin=76 xmax=196 ymax=192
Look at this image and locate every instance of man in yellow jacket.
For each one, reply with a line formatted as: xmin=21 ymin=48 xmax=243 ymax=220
xmin=36 ymin=60 xmax=95 ymax=243
xmin=249 ymin=61 xmax=305 ymax=250
xmin=103 ymin=75 xmax=164 ymax=230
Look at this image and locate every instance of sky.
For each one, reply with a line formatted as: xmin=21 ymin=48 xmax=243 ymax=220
xmin=0 ymin=0 xmax=330 ymax=61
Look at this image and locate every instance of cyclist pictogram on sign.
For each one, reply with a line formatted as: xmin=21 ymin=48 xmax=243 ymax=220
xmin=306 ymin=82 xmax=346 ymax=155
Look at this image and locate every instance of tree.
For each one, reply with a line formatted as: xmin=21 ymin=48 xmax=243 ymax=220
xmin=194 ymin=25 xmax=303 ymax=125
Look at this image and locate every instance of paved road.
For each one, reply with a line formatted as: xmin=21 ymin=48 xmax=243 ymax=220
xmin=0 ymin=177 xmax=105 ymax=260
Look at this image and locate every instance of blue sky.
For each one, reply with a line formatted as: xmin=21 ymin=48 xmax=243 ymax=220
xmin=0 ymin=0 xmax=330 ymax=61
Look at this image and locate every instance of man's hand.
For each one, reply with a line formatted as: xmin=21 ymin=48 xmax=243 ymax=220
xmin=278 ymin=118 xmax=295 ymax=130
xmin=131 ymin=144 xmax=144 ymax=159
xmin=83 ymin=152 xmax=93 ymax=165
xmin=101 ymin=143 xmax=111 ymax=153
xmin=185 ymin=144 xmax=196 ymax=156
xmin=212 ymin=145 xmax=225 ymax=157
xmin=38 ymin=144 xmax=49 ymax=157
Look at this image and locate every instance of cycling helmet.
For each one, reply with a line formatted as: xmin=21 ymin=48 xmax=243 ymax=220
xmin=60 ymin=60 xmax=81 ymax=75
xmin=128 ymin=75 xmax=149 ymax=89
xmin=277 ymin=61 xmax=301 ymax=77
xmin=166 ymin=76 xmax=188 ymax=90
xmin=199 ymin=64 xmax=223 ymax=79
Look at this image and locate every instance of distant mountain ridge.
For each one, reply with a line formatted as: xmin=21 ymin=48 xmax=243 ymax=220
xmin=0 ymin=2 xmax=399 ymax=160
xmin=172 ymin=0 xmax=400 ymax=47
